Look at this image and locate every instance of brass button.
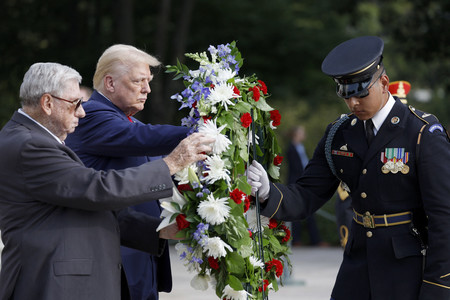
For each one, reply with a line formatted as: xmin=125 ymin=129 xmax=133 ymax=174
xmin=361 ymin=192 xmax=367 ymax=198
xmin=362 ymin=169 xmax=367 ymax=174
xmin=366 ymin=231 xmax=373 ymax=238
xmin=340 ymin=169 xmax=344 ymax=173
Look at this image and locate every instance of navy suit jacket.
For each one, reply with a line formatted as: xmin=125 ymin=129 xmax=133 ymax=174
xmin=66 ymin=91 xmax=190 ymax=299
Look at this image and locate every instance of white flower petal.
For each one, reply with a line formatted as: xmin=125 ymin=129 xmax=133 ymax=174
xmin=245 ymin=207 xmax=270 ymax=232
xmin=198 ymin=119 xmax=232 ymax=155
xmin=203 ymin=155 xmax=231 ymax=185
xmin=190 ymin=274 xmax=210 ymax=291
xmin=197 ymin=194 xmax=230 ymax=225
xmin=203 ymin=236 xmax=233 ymax=258
xmin=222 ymin=284 xmax=251 ymax=300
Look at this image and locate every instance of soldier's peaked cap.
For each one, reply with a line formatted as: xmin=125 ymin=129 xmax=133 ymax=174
xmin=321 ymin=36 xmax=384 ymax=82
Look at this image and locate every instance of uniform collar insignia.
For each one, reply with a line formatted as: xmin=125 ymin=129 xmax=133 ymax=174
xmin=391 ymin=116 xmax=400 ymax=124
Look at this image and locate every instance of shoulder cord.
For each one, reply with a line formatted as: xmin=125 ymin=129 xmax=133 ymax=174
xmin=325 ymin=115 xmax=349 ymax=178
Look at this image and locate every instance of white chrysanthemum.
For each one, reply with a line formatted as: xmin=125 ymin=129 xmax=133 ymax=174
xmin=190 ymin=274 xmax=210 ymax=291
xmin=203 ymin=155 xmax=231 ymax=185
xmin=249 ymin=256 xmax=264 ymax=269
xmin=222 ymin=284 xmax=252 ymax=300
xmin=197 ymin=194 xmax=231 ymax=225
xmin=214 ymin=68 xmax=236 ymax=83
xmin=203 ymin=236 xmax=233 ymax=258
xmin=198 ymin=119 xmax=231 ymax=155
xmin=246 ymin=207 xmax=270 ymax=232
xmin=207 ymin=83 xmax=238 ymax=111
xmin=174 ymin=165 xmax=198 ymax=185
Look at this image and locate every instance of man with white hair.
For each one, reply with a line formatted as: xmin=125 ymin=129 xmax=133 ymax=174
xmin=0 ymin=62 xmax=213 ymax=300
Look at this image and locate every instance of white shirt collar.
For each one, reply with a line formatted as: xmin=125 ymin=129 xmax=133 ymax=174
xmin=365 ymin=93 xmax=395 ymax=135
xmin=18 ymin=109 xmax=64 ymax=144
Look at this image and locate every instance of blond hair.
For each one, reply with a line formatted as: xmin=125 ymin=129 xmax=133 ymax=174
xmin=93 ymin=44 xmax=161 ymax=91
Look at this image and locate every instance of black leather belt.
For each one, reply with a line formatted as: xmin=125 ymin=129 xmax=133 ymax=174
xmin=353 ymin=209 xmax=412 ymax=228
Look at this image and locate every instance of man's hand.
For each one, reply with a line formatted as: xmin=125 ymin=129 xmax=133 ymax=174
xmin=159 ymin=223 xmax=183 ymax=240
xmin=247 ymin=160 xmax=270 ymax=202
xmin=163 ymin=133 xmax=215 ymax=175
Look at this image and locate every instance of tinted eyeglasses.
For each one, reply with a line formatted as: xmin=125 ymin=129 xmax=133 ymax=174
xmin=51 ymin=94 xmax=83 ymax=110
xmin=336 ymin=67 xmax=384 ymax=99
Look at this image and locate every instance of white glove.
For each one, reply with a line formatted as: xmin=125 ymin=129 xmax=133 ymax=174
xmin=247 ymin=160 xmax=270 ymax=202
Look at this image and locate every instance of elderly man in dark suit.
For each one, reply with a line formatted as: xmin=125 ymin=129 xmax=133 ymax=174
xmin=247 ymin=36 xmax=450 ymax=300
xmin=0 ymin=62 xmax=213 ymax=300
xmin=65 ymin=44 xmax=191 ymax=300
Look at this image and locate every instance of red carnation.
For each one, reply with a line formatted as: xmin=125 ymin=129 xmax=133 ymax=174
xmin=265 ymin=259 xmax=283 ymax=277
xmin=208 ymin=256 xmax=219 ymax=270
xmin=243 ymin=195 xmax=250 ymax=213
xmin=177 ymin=184 xmax=192 ymax=192
xmin=269 ymin=110 xmax=281 ymax=127
xmin=202 ymin=116 xmax=212 ymax=123
xmin=248 ymin=230 xmax=253 ymax=238
xmin=230 ymin=188 xmax=245 ymax=204
xmin=268 ymin=219 xmax=278 ymax=229
xmin=273 ymin=155 xmax=283 ymax=166
xmin=281 ymin=225 xmax=291 ymax=243
xmin=176 ymin=214 xmax=190 ymax=230
xmin=258 ymin=80 xmax=268 ymax=95
xmin=258 ymin=279 xmax=270 ymax=292
xmin=249 ymin=86 xmax=261 ymax=101
xmin=233 ymin=85 xmax=241 ymax=96
xmin=240 ymin=112 xmax=252 ymax=128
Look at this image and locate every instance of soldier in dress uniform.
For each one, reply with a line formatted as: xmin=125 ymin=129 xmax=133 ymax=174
xmin=247 ymin=36 xmax=450 ymax=300
xmin=336 ymin=79 xmax=413 ymax=248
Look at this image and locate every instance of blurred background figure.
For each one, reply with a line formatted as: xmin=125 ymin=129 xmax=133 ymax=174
xmin=80 ymin=85 xmax=93 ymax=101
xmin=286 ymin=125 xmax=328 ymax=247
xmin=389 ymin=80 xmax=411 ymax=104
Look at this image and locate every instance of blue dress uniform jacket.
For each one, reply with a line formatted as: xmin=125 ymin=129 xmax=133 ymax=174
xmin=0 ymin=112 xmax=174 ymax=300
xmin=65 ymin=91 xmax=190 ymax=300
xmin=261 ymin=98 xmax=450 ymax=300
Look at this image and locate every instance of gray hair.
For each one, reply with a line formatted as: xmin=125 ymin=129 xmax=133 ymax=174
xmin=19 ymin=62 xmax=82 ymax=107
xmin=93 ymin=44 xmax=161 ymax=91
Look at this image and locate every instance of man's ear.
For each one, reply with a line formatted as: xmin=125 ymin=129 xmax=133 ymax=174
xmin=104 ymin=75 xmax=115 ymax=92
xmin=40 ymin=94 xmax=53 ymax=116
xmin=380 ymin=74 xmax=390 ymax=94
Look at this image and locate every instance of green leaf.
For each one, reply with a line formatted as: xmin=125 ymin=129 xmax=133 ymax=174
xmin=236 ymin=176 xmax=252 ymax=195
xmin=254 ymin=97 xmax=274 ymax=111
xmin=267 ymin=164 xmax=280 ymax=179
xmin=226 ymin=252 xmax=245 ymax=276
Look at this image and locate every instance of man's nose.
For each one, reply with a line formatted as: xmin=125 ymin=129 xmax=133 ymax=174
xmin=76 ymin=105 xmax=86 ymax=118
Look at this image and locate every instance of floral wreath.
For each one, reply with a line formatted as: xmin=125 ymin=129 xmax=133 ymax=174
xmin=159 ymin=42 xmax=291 ymax=300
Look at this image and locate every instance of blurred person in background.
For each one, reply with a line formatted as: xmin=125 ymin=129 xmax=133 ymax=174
xmin=286 ymin=125 xmax=328 ymax=247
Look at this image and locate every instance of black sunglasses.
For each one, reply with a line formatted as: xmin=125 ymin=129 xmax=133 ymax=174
xmin=51 ymin=94 xmax=83 ymax=110
xmin=336 ymin=67 xmax=384 ymax=99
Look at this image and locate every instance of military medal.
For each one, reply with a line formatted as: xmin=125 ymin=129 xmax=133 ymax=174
xmin=380 ymin=148 xmax=410 ymax=174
